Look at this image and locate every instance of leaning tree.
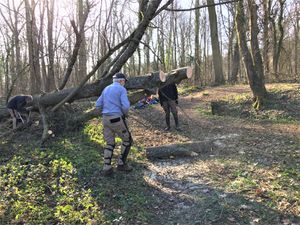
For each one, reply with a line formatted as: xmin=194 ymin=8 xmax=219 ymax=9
xmin=0 ymin=0 xmax=193 ymax=142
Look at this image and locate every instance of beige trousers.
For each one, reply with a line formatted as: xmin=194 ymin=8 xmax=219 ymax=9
xmin=102 ymin=115 xmax=132 ymax=170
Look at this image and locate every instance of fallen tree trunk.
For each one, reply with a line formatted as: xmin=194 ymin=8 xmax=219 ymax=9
xmin=145 ymin=140 xmax=214 ymax=159
xmin=0 ymin=67 xmax=192 ymax=122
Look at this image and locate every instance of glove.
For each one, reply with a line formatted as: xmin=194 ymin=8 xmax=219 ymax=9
xmin=175 ymin=100 xmax=178 ymax=105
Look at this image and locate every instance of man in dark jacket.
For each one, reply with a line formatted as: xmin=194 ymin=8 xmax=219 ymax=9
xmin=7 ymin=95 xmax=33 ymax=129
xmin=158 ymin=83 xmax=180 ymax=131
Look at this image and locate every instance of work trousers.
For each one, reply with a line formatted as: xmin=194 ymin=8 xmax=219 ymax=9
xmin=102 ymin=115 xmax=132 ymax=170
xmin=162 ymin=100 xmax=179 ymax=128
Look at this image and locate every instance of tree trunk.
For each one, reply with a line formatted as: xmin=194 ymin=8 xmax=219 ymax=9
xmin=179 ymin=21 xmax=186 ymax=67
xmin=45 ymin=0 xmax=56 ymax=91
xmin=229 ymin=41 xmax=239 ymax=83
xmin=25 ymin=0 xmax=42 ymax=94
xmin=262 ymin=0 xmax=271 ymax=78
xmin=12 ymin=0 xmax=22 ymax=95
xmin=77 ymin=0 xmax=87 ymax=80
xmin=295 ymin=3 xmax=299 ymax=76
xmin=236 ymin=0 xmax=267 ymax=109
xmin=144 ymin=30 xmax=151 ymax=73
xmin=158 ymin=16 xmax=165 ymax=71
xmin=249 ymin=0 xmax=265 ymax=84
xmin=194 ymin=0 xmax=201 ymax=85
xmin=273 ymin=0 xmax=285 ymax=79
xmin=207 ymin=0 xmax=225 ymax=85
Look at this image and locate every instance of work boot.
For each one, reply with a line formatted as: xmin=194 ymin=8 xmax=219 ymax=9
xmin=164 ymin=126 xmax=171 ymax=131
xmin=102 ymin=164 xmax=113 ymax=176
xmin=165 ymin=116 xmax=170 ymax=131
xmin=102 ymin=167 xmax=113 ymax=176
xmin=117 ymin=164 xmax=133 ymax=172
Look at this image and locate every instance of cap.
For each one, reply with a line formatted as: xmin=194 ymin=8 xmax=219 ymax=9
xmin=113 ymin=72 xmax=127 ymax=81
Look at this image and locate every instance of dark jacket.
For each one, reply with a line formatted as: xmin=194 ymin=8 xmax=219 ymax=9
xmin=7 ymin=96 xmax=28 ymax=111
xmin=158 ymin=83 xmax=178 ymax=105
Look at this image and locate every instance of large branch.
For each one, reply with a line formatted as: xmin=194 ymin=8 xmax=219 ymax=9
xmin=105 ymin=0 xmax=165 ymax=78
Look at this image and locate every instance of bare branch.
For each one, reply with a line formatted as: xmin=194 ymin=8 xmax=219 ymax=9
xmin=57 ymin=2 xmax=90 ymax=91
xmin=139 ymin=40 xmax=163 ymax=64
xmin=51 ymin=36 xmax=131 ymax=112
xmin=165 ymin=0 xmax=239 ymax=12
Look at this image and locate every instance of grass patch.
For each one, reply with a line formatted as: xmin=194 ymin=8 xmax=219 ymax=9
xmin=198 ymin=159 xmax=300 ymax=216
xmin=178 ymin=84 xmax=202 ymax=95
xmin=204 ymin=83 xmax=300 ymax=123
xmin=196 ymin=105 xmax=212 ymax=117
xmin=0 ymin=120 xmax=155 ymax=224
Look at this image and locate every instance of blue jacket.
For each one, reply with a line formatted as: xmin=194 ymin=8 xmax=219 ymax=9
xmin=95 ymin=82 xmax=130 ymax=116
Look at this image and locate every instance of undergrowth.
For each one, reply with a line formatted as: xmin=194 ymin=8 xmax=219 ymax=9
xmin=0 ymin=119 xmax=152 ymax=225
xmin=197 ymin=83 xmax=300 ymax=123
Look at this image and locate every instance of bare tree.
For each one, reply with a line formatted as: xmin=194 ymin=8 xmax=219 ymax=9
xmin=45 ymin=0 xmax=56 ymax=91
xmin=270 ymin=0 xmax=286 ymax=79
xmin=262 ymin=0 xmax=271 ymax=77
xmin=294 ymin=1 xmax=299 ymax=76
xmin=236 ymin=0 xmax=267 ymax=108
xmin=77 ymin=0 xmax=88 ymax=80
xmin=249 ymin=0 xmax=265 ymax=83
xmin=207 ymin=0 xmax=224 ymax=85
xmin=58 ymin=2 xmax=90 ymax=90
xmin=229 ymin=41 xmax=239 ymax=83
xmin=25 ymin=0 xmax=42 ymax=94
xmin=194 ymin=0 xmax=201 ymax=85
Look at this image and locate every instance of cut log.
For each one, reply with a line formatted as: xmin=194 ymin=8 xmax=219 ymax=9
xmin=145 ymin=140 xmax=214 ymax=159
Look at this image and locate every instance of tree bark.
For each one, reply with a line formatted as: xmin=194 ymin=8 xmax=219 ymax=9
xmin=25 ymin=0 xmax=42 ymax=94
xmin=236 ymin=0 xmax=267 ymax=108
xmin=229 ymin=41 xmax=239 ymax=83
xmin=45 ymin=0 xmax=56 ymax=91
xmin=273 ymin=0 xmax=285 ymax=79
xmin=207 ymin=0 xmax=225 ymax=85
xmin=249 ymin=0 xmax=265 ymax=84
xmin=77 ymin=0 xmax=87 ymax=80
xmin=295 ymin=2 xmax=299 ymax=76
xmin=194 ymin=0 xmax=201 ymax=85
xmin=262 ymin=0 xmax=271 ymax=77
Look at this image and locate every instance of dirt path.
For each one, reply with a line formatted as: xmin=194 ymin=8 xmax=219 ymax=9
xmin=128 ymin=84 xmax=300 ymax=225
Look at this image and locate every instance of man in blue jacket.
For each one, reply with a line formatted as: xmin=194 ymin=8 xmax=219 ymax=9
xmin=95 ymin=72 xmax=133 ymax=176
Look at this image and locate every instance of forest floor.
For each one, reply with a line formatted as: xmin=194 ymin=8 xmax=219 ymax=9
xmin=0 ymin=83 xmax=299 ymax=225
